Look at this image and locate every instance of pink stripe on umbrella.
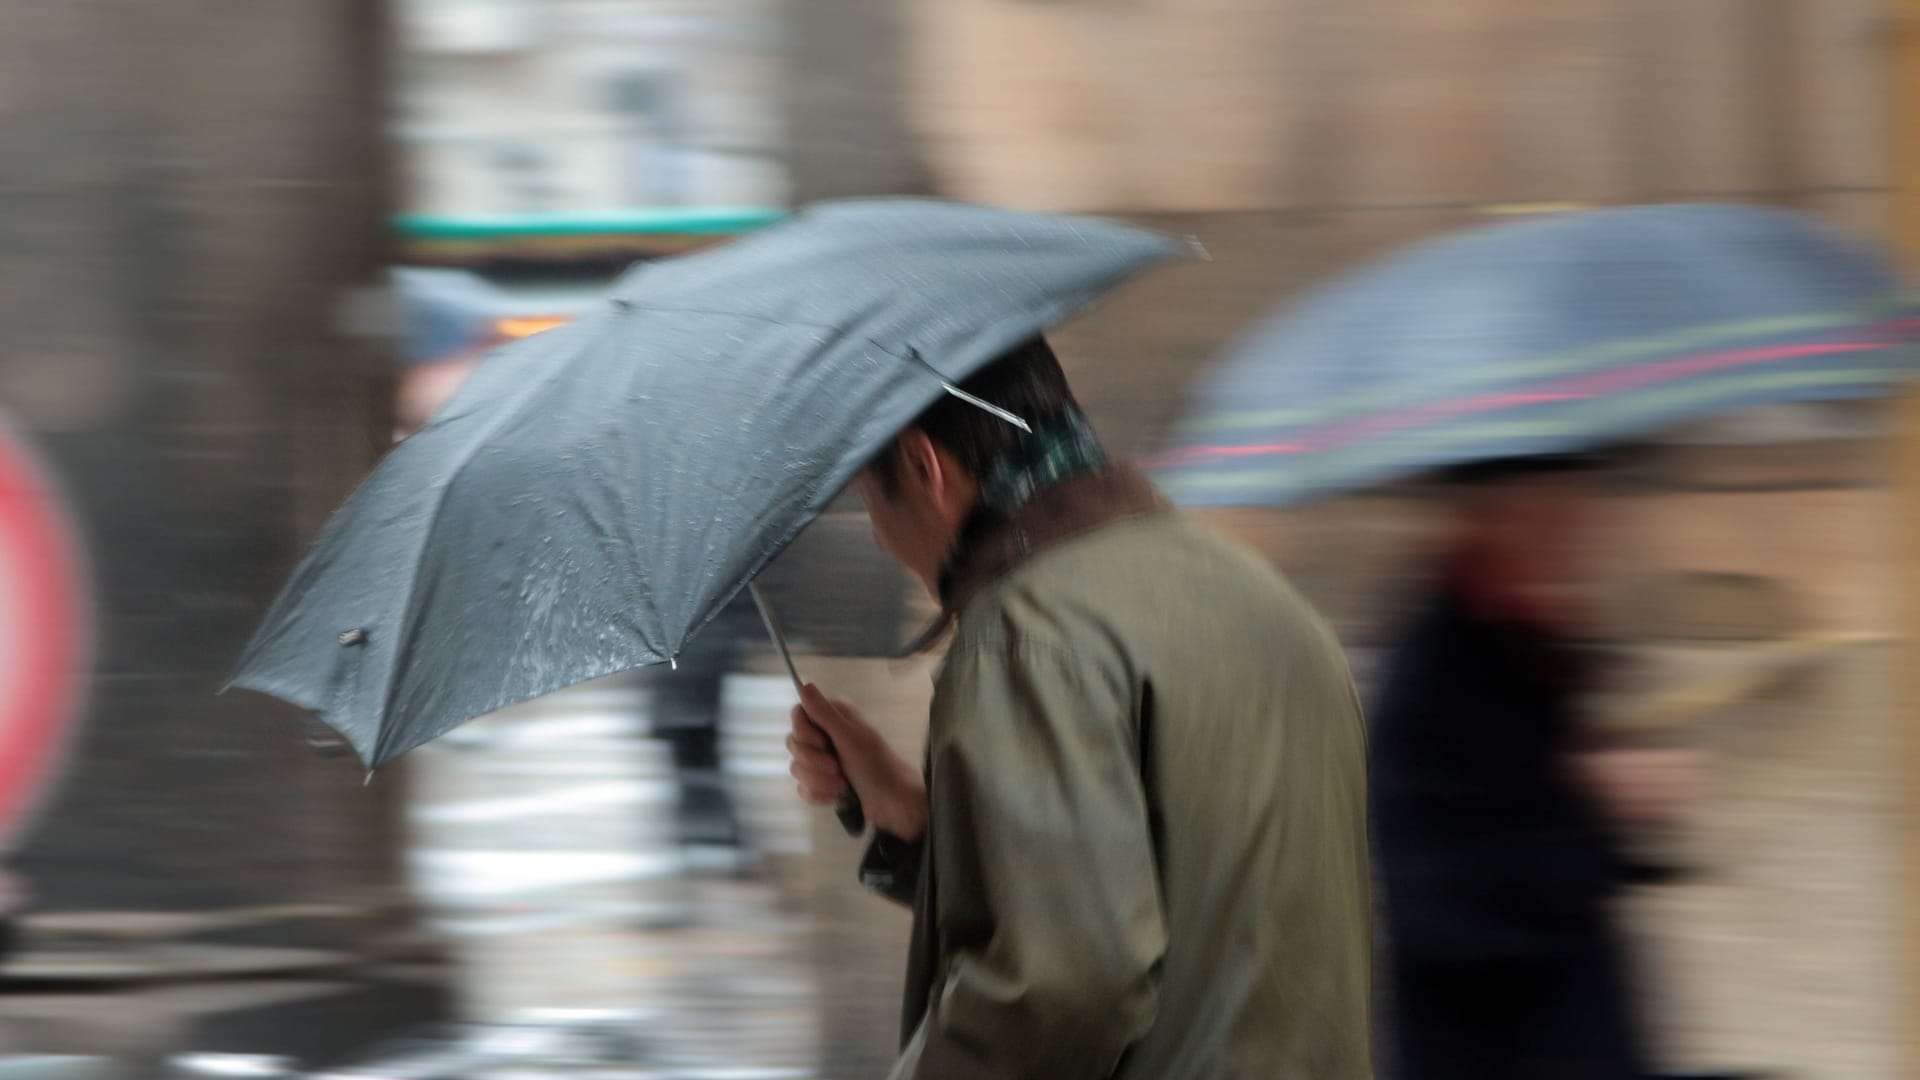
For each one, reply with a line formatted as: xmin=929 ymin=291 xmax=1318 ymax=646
xmin=1154 ymin=332 xmax=1898 ymax=469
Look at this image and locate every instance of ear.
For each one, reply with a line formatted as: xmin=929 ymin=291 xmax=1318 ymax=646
xmin=897 ymin=429 xmax=944 ymax=493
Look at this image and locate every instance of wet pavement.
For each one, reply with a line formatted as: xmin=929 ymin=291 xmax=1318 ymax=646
xmin=405 ymin=673 xmax=821 ymax=1077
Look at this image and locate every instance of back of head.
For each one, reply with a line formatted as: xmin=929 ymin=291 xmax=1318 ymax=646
xmin=871 ymin=336 xmax=1084 ymax=494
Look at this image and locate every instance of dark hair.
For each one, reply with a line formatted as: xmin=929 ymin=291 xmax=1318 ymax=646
xmin=1435 ymin=443 xmax=1646 ymax=489
xmin=870 ymin=336 xmax=1081 ymax=497
xmin=1436 ymin=454 xmax=1606 ymax=487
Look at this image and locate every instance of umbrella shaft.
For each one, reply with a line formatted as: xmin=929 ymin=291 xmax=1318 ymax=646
xmin=747 ymin=583 xmax=866 ymax=837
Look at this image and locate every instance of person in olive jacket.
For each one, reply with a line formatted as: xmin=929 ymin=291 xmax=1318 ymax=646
xmin=786 ymin=336 xmax=1373 ymax=1079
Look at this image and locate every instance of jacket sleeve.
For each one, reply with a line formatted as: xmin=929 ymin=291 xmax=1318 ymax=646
xmin=858 ymin=829 xmax=924 ymax=907
xmin=891 ymin=637 xmax=1166 ymax=1080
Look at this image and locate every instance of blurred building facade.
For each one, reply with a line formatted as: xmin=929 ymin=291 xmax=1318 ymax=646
xmin=905 ymin=0 xmax=1885 ymax=222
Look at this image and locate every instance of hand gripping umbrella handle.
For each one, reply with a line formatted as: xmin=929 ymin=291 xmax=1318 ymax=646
xmin=748 ymin=582 xmax=866 ymax=837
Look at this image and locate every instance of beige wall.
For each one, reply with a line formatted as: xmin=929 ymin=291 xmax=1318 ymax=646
xmin=909 ymin=0 xmax=1890 ymax=221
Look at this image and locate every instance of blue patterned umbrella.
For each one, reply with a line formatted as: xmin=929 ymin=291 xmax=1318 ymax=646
xmin=1156 ymin=204 xmax=1919 ymax=507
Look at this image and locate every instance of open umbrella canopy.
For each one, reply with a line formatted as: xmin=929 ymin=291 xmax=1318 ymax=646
xmin=1156 ymin=204 xmax=1919 ymax=507
xmin=233 ymin=199 xmax=1183 ymax=767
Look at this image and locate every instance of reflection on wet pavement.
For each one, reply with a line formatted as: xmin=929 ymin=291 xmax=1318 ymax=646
xmin=406 ymin=674 xmax=820 ymax=1076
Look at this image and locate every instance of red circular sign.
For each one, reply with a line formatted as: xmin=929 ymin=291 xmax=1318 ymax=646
xmin=0 ymin=419 xmax=89 ymax=849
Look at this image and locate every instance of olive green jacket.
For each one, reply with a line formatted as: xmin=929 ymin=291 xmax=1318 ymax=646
xmin=859 ymin=467 xmax=1372 ymax=1079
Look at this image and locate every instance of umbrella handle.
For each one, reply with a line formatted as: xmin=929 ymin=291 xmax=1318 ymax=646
xmin=834 ymin=791 xmax=867 ymax=836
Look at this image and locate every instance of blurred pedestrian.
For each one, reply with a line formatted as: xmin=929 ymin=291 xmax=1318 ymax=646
xmin=786 ymin=337 xmax=1373 ymax=1078
xmin=648 ymin=590 xmax=755 ymax=874
xmin=395 ymin=350 xmax=487 ymax=441
xmin=391 ymin=267 xmax=509 ymax=440
xmin=1370 ymin=454 xmax=1696 ymax=1080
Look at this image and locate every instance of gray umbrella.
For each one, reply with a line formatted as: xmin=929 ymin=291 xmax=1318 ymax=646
xmin=231 ymin=199 xmax=1182 ymax=768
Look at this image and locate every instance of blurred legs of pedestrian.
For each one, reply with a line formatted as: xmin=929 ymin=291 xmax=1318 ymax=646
xmin=1386 ymin=925 xmax=1646 ymax=1080
xmin=654 ymin=725 xmax=746 ymax=864
xmin=649 ymin=597 xmax=756 ymax=877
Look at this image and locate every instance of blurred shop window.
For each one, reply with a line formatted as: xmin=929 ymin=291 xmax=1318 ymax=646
xmin=490 ymin=142 xmax=565 ymax=214
xmin=609 ymin=70 xmax=690 ymax=206
xmin=399 ymin=0 xmax=540 ymax=55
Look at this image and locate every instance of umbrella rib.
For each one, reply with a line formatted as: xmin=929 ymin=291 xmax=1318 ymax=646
xmin=940 ymin=383 xmax=1031 ymax=432
xmin=606 ymin=300 xmax=850 ymax=336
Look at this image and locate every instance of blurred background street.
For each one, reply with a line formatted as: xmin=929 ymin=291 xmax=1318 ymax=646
xmin=1 ymin=0 xmax=1920 ymax=1076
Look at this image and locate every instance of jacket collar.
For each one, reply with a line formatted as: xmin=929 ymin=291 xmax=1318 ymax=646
xmin=899 ymin=464 xmax=1168 ymax=653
